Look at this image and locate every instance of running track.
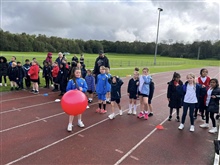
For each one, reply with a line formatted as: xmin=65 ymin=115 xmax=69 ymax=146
xmin=0 ymin=67 xmax=219 ymax=165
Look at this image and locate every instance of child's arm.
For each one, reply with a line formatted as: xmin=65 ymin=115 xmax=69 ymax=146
xmin=81 ymin=79 xmax=88 ymax=93
xmin=142 ymin=75 xmax=151 ymax=84
xmin=66 ymin=80 xmax=74 ymax=91
xmin=92 ymin=76 xmax=95 ymax=92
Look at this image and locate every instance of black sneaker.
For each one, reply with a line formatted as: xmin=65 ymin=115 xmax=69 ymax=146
xmin=216 ymin=115 xmax=220 ymax=120
xmin=176 ymin=116 xmax=180 ymax=122
xmin=88 ymin=100 xmax=92 ymax=103
xmin=168 ymin=115 xmax=172 ymax=121
xmin=59 ymin=93 xmax=64 ymax=96
xmin=148 ymin=113 xmax=153 ymax=117
xmin=15 ymin=87 xmax=19 ymax=90
xmin=202 ymin=116 xmax=206 ymax=120
xmin=10 ymin=87 xmax=14 ymax=91
xmin=34 ymin=90 xmax=39 ymax=94
xmin=106 ymin=101 xmax=111 ymax=104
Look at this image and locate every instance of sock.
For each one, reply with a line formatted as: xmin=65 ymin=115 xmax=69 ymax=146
xmin=103 ymin=104 xmax=106 ymax=110
xmin=89 ymin=98 xmax=92 ymax=101
xmin=99 ymin=103 xmax=102 ymax=109
xmin=144 ymin=110 xmax=148 ymax=114
xmin=129 ymin=104 xmax=132 ymax=110
xmin=170 ymin=108 xmax=173 ymax=116
xmin=133 ymin=105 xmax=137 ymax=111
xmin=78 ymin=119 xmax=82 ymax=123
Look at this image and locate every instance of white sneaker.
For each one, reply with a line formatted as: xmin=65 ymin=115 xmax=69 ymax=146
xmin=178 ymin=123 xmax=184 ymax=130
xmin=108 ymin=113 xmax=115 ymax=120
xmin=127 ymin=109 xmax=132 ymax=115
xmin=4 ymin=84 xmax=7 ymax=86
xmin=0 ymin=83 xmax=2 ymax=86
xmin=119 ymin=110 xmax=123 ymax=115
xmin=190 ymin=125 xmax=195 ymax=132
xmin=133 ymin=109 xmax=137 ymax=115
xmin=209 ymin=127 xmax=217 ymax=134
xmin=67 ymin=123 xmax=73 ymax=132
xmin=78 ymin=121 xmax=85 ymax=128
xmin=200 ymin=123 xmax=209 ymax=128
xmin=51 ymin=84 xmax=54 ymax=88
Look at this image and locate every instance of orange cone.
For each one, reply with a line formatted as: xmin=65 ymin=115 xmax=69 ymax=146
xmin=156 ymin=124 xmax=164 ymax=130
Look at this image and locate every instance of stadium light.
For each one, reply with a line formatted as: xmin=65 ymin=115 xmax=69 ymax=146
xmin=154 ymin=8 xmax=163 ymax=65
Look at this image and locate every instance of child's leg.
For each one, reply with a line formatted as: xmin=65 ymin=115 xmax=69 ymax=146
xmin=143 ymin=97 xmax=149 ymax=113
xmin=10 ymin=81 xmax=13 ymax=87
xmin=77 ymin=114 xmax=85 ymax=127
xmin=128 ymin=99 xmax=133 ymax=114
xmin=67 ymin=115 xmax=74 ymax=131
xmin=111 ymin=101 xmax=115 ymax=114
xmin=3 ymin=75 xmax=7 ymax=86
xmin=35 ymin=82 xmax=39 ymax=91
xmin=133 ymin=99 xmax=137 ymax=115
xmin=139 ymin=95 xmax=143 ymax=112
xmin=210 ymin=112 xmax=216 ymax=127
xmin=189 ymin=103 xmax=195 ymax=126
xmin=0 ymin=75 xmax=2 ymax=85
xmin=181 ymin=103 xmax=188 ymax=124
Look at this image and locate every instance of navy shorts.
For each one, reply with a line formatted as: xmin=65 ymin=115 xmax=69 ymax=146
xmin=111 ymin=98 xmax=120 ymax=104
xmin=129 ymin=92 xmax=137 ymax=99
xmin=98 ymin=94 xmax=106 ymax=101
xmin=87 ymin=90 xmax=93 ymax=94
xmin=138 ymin=91 xmax=149 ymax=98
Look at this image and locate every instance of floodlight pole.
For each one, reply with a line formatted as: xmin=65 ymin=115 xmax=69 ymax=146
xmin=154 ymin=8 xmax=163 ymax=65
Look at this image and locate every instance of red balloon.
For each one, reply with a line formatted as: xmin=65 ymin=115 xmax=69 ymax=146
xmin=61 ymin=90 xmax=88 ymax=116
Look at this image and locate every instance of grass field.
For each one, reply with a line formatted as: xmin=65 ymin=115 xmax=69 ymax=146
xmin=0 ymin=51 xmax=219 ymax=92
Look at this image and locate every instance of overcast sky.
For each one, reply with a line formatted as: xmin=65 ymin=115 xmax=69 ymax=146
xmin=1 ymin=0 xmax=219 ymax=43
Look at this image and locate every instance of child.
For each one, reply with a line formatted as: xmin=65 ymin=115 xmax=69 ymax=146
xmin=96 ymin=66 xmax=109 ymax=114
xmin=194 ymin=68 xmax=211 ymax=120
xmin=85 ymin=69 xmax=95 ymax=103
xmin=127 ymin=71 xmax=139 ymax=115
xmin=0 ymin=56 xmax=9 ymax=86
xmin=17 ymin=61 xmax=26 ymax=89
xmin=66 ymin=68 xmax=88 ymax=132
xmin=42 ymin=61 xmax=51 ymax=88
xmin=200 ymin=78 xmax=220 ymax=133
xmin=178 ymin=73 xmax=201 ymax=132
xmin=167 ymin=72 xmax=183 ymax=121
xmin=105 ymin=67 xmax=111 ymax=104
xmin=8 ymin=56 xmax=16 ymax=67
xmin=28 ymin=60 xmax=40 ymax=94
xmin=57 ymin=62 xmax=68 ymax=96
xmin=147 ymin=81 xmax=155 ymax=117
xmin=80 ymin=54 xmax=84 ymax=65
xmin=23 ymin=59 xmax=31 ymax=89
xmin=8 ymin=62 xmax=19 ymax=90
xmin=108 ymin=76 xmax=124 ymax=119
xmin=137 ymin=68 xmax=152 ymax=119
xmin=51 ymin=62 xmax=60 ymax=92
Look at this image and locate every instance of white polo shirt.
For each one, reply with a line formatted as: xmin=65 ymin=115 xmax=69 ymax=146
xmin=184 ymin=84 xmax=198 ymax=103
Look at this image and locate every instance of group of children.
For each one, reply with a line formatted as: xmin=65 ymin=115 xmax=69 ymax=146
xmin=167 ymin=68 xmax=220 ymax=133
xmin=66 ymin=65 xmax=156 ymax=131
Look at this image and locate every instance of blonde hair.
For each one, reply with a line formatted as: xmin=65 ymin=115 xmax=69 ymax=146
xmin=186 ymin=73 xmax=196 ymax=85
xmin=100 ymin=66 xmax=106 ymax=70
xmin=142 ymin=67 xmax=149 ymax=72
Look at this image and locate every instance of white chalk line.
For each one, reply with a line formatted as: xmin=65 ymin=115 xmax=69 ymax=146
xmin=5 ymin=92 xmax=166 ymax=165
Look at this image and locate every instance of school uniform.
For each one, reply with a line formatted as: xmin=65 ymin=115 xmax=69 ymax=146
xmin=85 ymin=75 xmax=95 ymax=94
xmin=57 ymin=64 xmax=68 ymax=94
xmin=43 ymin=65 xmax=51 ymax=88
xmin=96 ymin=73 xmax=108 ymax=101
xmin=138 ymin=75 xmax=152 ymax=97
xmin=8 ymin=66 xmax=19 ymax=82
xmin=28 ymin=65 xmax=40 ymax=82
xmin=106 ymin=73 xmax=111 ymax=92
xmin=127 ymin=78 xmax=139 ymax=99
xmin=66 ymin=78 xmax=88 ymax=93
xmin=17 ymin=66 xmax=26 ymax=89
xmin=109 ymin=77 xmax=124 ymax=104
xmin=23 ymin=63 xmax=31 ymax=88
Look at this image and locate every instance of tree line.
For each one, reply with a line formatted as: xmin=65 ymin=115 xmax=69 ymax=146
xmin=0 ymin=29 xmax=219 ymax=59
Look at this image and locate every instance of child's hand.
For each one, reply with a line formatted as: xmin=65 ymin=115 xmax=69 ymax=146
xmin=136 ymin=82 xmax=139 ymax=85
xmin=211 ymin=95 xmax=216 ymax=98
xmin=79 ymin=87 xmax=83 ymax=91
xmin=168 ymin=98 xmax=170 ymax=101
xmin=202 ymin=85 xmax=206 ymax=88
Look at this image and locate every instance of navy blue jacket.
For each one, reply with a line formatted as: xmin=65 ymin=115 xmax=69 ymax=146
xmin=109 ymin=77 xmax=124 ymax=100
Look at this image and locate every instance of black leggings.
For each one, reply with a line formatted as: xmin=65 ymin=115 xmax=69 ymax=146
xmin=205 ymin=111 xmax=216 ymax=127
xmin=0 ymin=75 xmax=7 ymax=83
xmin=169 ymin=108 xmax=179 ymax=116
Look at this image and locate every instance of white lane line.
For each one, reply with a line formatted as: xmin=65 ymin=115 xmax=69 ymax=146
xmin=115 ymin=149 xmax=124 ymax=154
xmin=130 ymin=155 xmax=139 ymax=161
xmin=0 ymin=101 xmax=55 ymax=115
xmin=78 ymin=134 xmax=84 ymax=138
xmin=0 ymin=113 xmax=64 ymax=133
xmin=5 ymin=91 xmax=166 ymax=165
xmin=1 ymin=92 xmax=58 ymax=102
xmin=114 ymin=112 xmax=170 ymax=165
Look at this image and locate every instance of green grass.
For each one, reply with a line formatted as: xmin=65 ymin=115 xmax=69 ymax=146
xmin=0 ymin=51 xmax=219 ymax=92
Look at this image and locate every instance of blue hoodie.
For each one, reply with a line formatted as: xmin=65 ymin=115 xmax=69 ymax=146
xmin=96 ymin=73 xmax=108 ymax=94
xmin=66 ymin=78 xmax=88 ymax=93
